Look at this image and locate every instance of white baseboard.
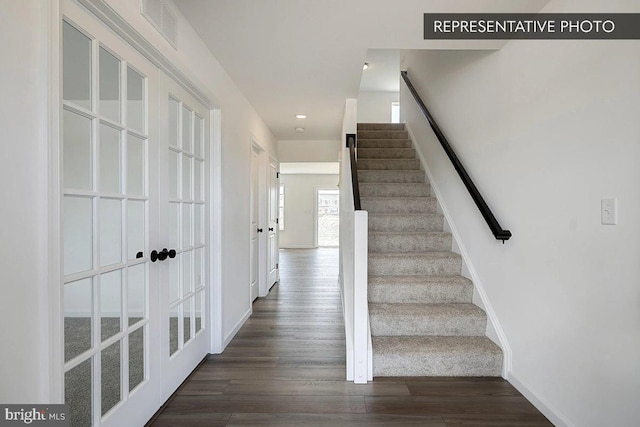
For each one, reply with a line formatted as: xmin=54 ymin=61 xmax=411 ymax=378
xmin=223 ymin=308 xmax=252 ymax=349
xmin=507 ymin=371 xmax=571 ymax=427
xmin=280 ymin=245 xmax=316 ymax=249
xmin=405 ymin=122 xmax=513 ymax=376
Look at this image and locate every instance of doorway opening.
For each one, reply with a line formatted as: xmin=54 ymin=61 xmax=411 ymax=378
xmin=316 ymin=189 xmax=339 ymax=247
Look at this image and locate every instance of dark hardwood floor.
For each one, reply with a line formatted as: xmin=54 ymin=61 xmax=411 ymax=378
xmin=149 ymin=248 xmax=552 ymax=426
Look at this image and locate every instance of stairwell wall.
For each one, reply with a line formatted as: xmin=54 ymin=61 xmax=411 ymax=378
xmin=400 ymin=1 xmax=640 ymax=425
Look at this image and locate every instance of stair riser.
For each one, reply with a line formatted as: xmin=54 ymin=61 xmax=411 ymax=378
xmin=361 ymin=198 xmax=437 ymax=214
xmin=369 ymin=282 xmax=473 ymax=304
xmin=373 ymin=352 xmax=502 ymax=377
xmin=358 ymin=159 xmax=421 ymax=170
xmin=369 ymin=233 xmax=451 ymax=252
xmin=370 ymin=312 xmax=486 ymax=337
xmin=368 ymin=215 xmax=443 ymax=232
xmin=358 ymin=123 xmax=406 ymax=131
xmin=358 ymin=139 xmax=412 ymax=149
xmin=358 ymin=149 xmax=415 ymax=159
xmin=369 ymin=255 xmax=461 ymax=276
xmin=360 ymin=183 xmax=430 ymax=198
xmin=358 ymin=170 xmax=425 ymax=183
xmin=358 ymin=130 xmax=409 ymax=139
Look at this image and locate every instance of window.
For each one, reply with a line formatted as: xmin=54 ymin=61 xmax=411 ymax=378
xmin=391 ymin=101 xmax=400 ymax=123
xmin=279 ymin=184 xmax=285 ymax=231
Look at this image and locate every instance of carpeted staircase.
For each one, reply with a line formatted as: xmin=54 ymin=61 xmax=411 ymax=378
xmin=357 ymin=123 xmax=503 ymax=377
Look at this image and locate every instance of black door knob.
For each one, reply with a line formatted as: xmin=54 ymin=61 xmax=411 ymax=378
xmin=168 ymin=249 xmax=177 ymax=259
xmin=158 ymin=248 xmax=169 ymax=261
xmin=268 ymin=227 xmax=274 ymax=231
xmin=150 ymin=250 xmax=159 ymax=263
xmin=257 ymin=228 xmax=263 ymax=233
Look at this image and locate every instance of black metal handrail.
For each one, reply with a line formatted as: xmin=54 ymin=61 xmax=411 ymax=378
xmin=401 ymin=71 xmax=511 ymax=242
xmin=346 ymin=133 xmax=361 ymax=211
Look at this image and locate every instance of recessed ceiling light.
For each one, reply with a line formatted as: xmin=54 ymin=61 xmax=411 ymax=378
xmin=295 ymin=114 xmax=307 ymax=119
xmin=363 ymin=62 xmax=369 ymax=70
xmin=295 ymin=127 xmax=305 ymax=133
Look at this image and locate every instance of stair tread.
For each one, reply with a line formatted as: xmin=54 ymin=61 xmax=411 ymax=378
xmin=370 ymin=303 xmax=487 ymax=337
xmin=373 ymin=335 xmax=501 ymax=355
xmin=369 ymin=251 xmax=460 ymax=258
xmin=369 ymin=231 xmax=449 ymax=236
xmin=372 ymin=335 xmax=502 ymax=377
xmin=370 ymin=302 xmax=485 ymax=316
xmin=368 ymin=275 xmax=473 ymax=304
xmin=369 ymin=275 xmax=471 ymax=285
xmin=369 ymin=212 xmax=441 ymax=217
xmin=361 ymin=196 xmax=434 ymax=200
xmin=360 ymin=182 xmax=428 ymax=187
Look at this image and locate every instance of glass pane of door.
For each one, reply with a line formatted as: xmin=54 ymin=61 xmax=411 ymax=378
xmin=62 ymin=19 xmax=153 ymax=425
xmin=99 ymin=47 xmax=121 ymax=122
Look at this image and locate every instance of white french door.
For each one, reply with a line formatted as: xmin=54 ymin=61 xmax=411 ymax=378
xmin=60 ymin=2 xmax=209 ymax=425
xmin=158 ymin=75 xmax=210 ymax=398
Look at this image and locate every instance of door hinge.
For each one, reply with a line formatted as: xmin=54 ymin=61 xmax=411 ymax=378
xmin=276 ymin=263 xmax=279 ymax=269
xmin=276 ymin=218 xmax=279 ymax=224
xmin=276 ymin=172 xmax=280 ymax=178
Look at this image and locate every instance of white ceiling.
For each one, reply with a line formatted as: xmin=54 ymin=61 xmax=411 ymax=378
xmin=174 ymin=0 xmax=549 ymax=141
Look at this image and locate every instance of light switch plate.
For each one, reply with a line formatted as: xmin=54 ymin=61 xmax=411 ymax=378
xmin=601 ymin=198 xmax=617 ymax=225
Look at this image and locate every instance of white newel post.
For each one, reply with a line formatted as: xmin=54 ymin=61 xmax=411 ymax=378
xmin=353 ymin=210 xmax=369 ymax=384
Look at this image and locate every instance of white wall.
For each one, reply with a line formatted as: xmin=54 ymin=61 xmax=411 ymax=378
xmin=0 ymin=0 xmax=278 ymax=403
xmin=400 ymin=1 xmax=640 ymax=425
xmin=279 ymin=174 xmax=339 ymax=248
xmin=0 ymin=1 xmax=50 ymax=404
xmin=278 ymin=140 xmax=340 ymax=162
xmin=357 ymin=91 xmax=398 ymax=123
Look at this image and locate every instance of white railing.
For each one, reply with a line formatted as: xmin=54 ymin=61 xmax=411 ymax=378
xmin=339 ymin=99 xmax=372 ymax=384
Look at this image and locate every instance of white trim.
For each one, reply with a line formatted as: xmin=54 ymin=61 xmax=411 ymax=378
xmin=507 ymin=372 xmax=572 ymax=427
xmin=279 ymin=245 xmax=317 ymax=249
xmin=47 ymin=0 xmax=63 ymax=404
xmin=209 ymin=109 xmax=223 ymax=353
xmin=405 ymin=123 xmax=513 ymax=376
xmin=223 ymin=308 xmax=251 ymax=348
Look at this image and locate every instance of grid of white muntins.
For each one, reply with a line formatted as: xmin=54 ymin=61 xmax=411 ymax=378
xmin=166 ymin=94 xmax=206 ymax=358
xmin=62 ymin=19 xmax=151 ymax=424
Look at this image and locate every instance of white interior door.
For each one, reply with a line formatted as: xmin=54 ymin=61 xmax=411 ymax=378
xmin=159 ymin=75 xmax=210 ymax=398
xmin=250 ymin=147 xmax=260 ymax=302
xmin=61 ymin=4 xmax=161 ymax=426
xmin=267 ymin=160 xmax=279 ymax=287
